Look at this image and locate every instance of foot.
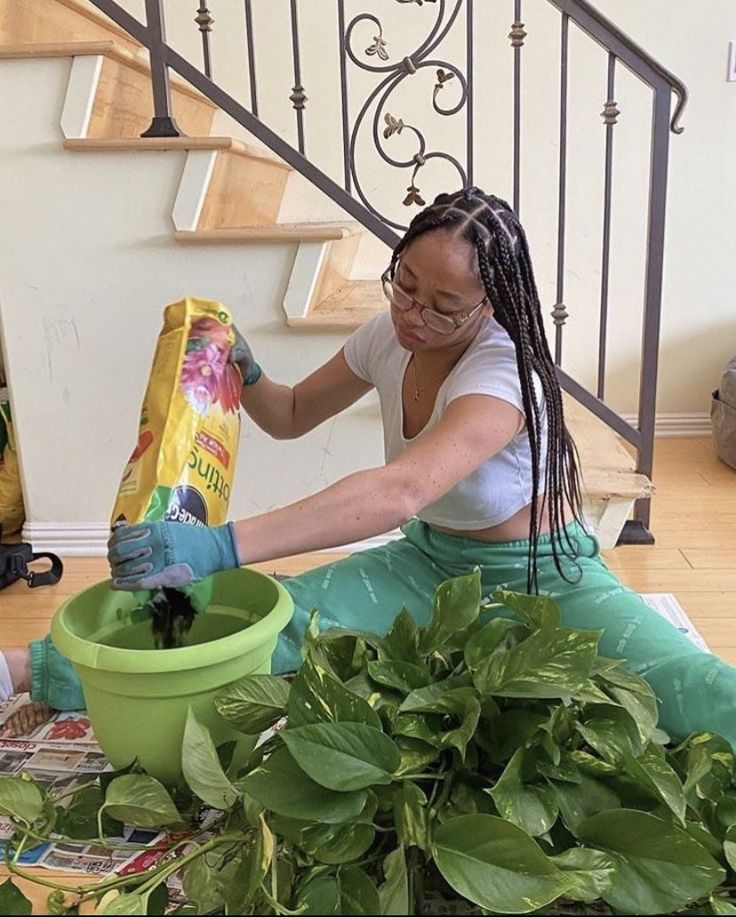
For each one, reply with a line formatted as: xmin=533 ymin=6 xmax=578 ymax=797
xmin=0 ymin=647 xmax=54 ymax=737
xmin=0 ymin=701 xmax=52 ymax=737
xmin=3 ymin=647 xmax=32 ymax=694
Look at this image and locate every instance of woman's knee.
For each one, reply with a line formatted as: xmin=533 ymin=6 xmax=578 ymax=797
xmin=552 ymin=579 xmax=704 ymax=674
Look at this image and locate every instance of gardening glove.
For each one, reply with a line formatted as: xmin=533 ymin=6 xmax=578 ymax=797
xmin=229 ymin=323 xmax=262 ymax=386
xmin=108 ymin=520 xmax=241 ymax=591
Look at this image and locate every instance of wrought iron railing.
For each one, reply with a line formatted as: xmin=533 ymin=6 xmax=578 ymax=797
xmin=86 ymin=0 xmax=688 ymax=544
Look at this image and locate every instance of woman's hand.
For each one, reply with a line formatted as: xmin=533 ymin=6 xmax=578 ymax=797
xmin=108 ymin=521 xmax=241 ymax=590
xmin=230 ymin=324 xmax=262 ymax=386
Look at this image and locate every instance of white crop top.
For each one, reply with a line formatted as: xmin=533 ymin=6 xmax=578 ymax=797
xmin=343 ymin=311 xmax=547 ymax=529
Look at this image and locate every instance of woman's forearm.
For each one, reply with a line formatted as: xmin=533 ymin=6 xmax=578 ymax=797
xmin=230 ymin=467 xmax=415 ymax=565
xmin=239 ymin=375 xmax=296 ymax=439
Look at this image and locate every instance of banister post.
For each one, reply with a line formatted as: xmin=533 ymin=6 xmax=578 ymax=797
xmin=141 ymin=0 xmax=183 ymax=137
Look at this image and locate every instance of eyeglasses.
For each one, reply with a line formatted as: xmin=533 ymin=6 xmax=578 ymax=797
xmin=381 ymin=271 xmax=488 ymax=335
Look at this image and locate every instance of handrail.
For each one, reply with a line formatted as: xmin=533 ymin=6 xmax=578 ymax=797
xmin=81 ymin=0 xmax=687 ymax=543
xmin=548 ymin=0 xmax=688 ymax=133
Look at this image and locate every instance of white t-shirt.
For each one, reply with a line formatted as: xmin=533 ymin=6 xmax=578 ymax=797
xmin=344 ymin=311 xmax=547 ymax=529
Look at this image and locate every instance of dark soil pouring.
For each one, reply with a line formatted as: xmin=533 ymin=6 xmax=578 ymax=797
xmin=146 ymin=587 xmax=197 ymax=648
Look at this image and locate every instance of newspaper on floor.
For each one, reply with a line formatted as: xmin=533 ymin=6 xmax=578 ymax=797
xmin=640 ymin=592 xmax=710 ymax=652
xmin=0 ymin=695 xmax=219 ymax=915
xmin=0 ymin=697 xmax=167 ymax=870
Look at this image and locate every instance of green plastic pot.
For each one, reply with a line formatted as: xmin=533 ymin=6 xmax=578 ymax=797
xmin=51 ymin=568 xmax=293 ymax=785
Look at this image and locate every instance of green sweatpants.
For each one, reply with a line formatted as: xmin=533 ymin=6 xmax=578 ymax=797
xmin=32 ymin=520 xmax=735 ymax=748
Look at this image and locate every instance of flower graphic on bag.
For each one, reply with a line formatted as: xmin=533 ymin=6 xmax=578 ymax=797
xmin=180 ymin=318 xmax=241 ymax=415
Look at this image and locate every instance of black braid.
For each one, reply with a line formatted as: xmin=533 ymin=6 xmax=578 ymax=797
xmin=391 ymin=187 xmax=586 ymax=592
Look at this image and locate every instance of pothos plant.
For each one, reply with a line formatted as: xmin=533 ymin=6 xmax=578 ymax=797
xmin=2 ymin=572 xmax=736 ymax=915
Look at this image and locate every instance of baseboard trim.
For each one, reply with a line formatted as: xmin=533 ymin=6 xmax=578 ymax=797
xmin=620 ymin=412 xmax=711 ymax=437
xmin=22 ymin=522 xmax=403 ymax=558
xmin=22 ymin=522 xmax=109 ymax=556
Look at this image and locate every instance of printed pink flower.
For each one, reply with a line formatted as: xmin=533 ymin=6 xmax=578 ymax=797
xmin=190 ymin=317 xmax=230 ymax=350
xmin=216 ymin=363 xmax=242 ymax=415
xmin=180 ymin=343 xmax=225 ymax=415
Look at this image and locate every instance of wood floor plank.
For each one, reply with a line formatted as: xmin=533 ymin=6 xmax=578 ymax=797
xmin=601 ymin=547 xmax=691 ymax=571
xmin=680 ymin=549 xmax=736 ymax=570
xmin=676 ymin=593 xmax=736 ymax=617
xmin=613 ymin=571 xmax=736 ymax=592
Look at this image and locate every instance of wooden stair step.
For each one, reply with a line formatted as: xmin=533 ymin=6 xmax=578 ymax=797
xmin=0 ymin=40 xmax=215 ymax=111
xmin=581 ymin=470 xmax=654 ymax=501
xmin=564 ymin=395 xmax=636 ymax=472
xmin=564 ymin=395 xmax=653 ymax=499
xmin=0 ymin=40 xmax=116 ymax=58
xmin=175 ymin=222 xmax=361 ymax=243
xmin=62 ymin=136 xmax=290 ymax=168
xmin=288 ymin=280 xmax=384 ymax=328
xmin=1 ymin=0 xmax=141 ymax=54
xmin=563 ymin=393 xmax=653 ymax=546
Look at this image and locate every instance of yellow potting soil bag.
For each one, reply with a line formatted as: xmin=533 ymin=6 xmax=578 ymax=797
xmin=112 ymin=297 xmax=242 ymax=530
xmin=0 ymin=401 xmax=25 ymax=535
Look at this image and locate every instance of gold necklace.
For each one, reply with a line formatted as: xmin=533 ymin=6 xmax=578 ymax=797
xmin=411 ymin=358 xmax=445 ymax=402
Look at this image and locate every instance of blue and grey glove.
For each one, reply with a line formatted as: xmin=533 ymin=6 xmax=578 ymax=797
xmin=108 ymin=521 xmax=241 ymax=591
xmin=230 ymin=323 xmax=262 ymax=386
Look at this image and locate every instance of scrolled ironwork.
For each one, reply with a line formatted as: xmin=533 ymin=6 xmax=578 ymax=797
xmin=365 ymin=30 xmax=389 ymax=61
xmin=343 ymin=0 xmax=469 ymax=229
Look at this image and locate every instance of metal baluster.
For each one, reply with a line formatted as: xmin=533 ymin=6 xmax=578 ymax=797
xmin=141 ymin=0 xmax=182 ymax=137
xmin=552 ymin=13 xmax=569 ymax=366
xmin=631 ymin=86 xmax=671 ymax=538
xmin=289 ymin=0 xmax=307 ymax=154
xmin=466 ymin=0 xmax=474 ymax=186
xmin=195 ymin=2 xmax=213 ymax=79
xmin=338 ymin=0 xmax=351 ymax=191
xmin=598 ymin=53 xmax=619 ymax=400
xmin=244 ymin=0 xmax=258 ymax=116
xmin=509 ymin=0 xmax=526 ymax=215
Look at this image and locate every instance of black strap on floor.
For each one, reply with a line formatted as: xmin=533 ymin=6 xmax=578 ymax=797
xmin=0 ymin=524 xmax=64 ymax=589
xmin=25 ymin=551 xmax=64 ymax=588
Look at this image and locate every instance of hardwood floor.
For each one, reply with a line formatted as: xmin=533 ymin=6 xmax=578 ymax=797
xmin=2 ymin=437 xmax=735 ymax=663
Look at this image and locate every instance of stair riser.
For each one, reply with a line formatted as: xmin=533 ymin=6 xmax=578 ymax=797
xmin=583 ymin=495 xmax=637 ymax=550
xmin=198 ymin=152 xmax=289 ymax=229
xmin=89 ymin=55 xmax=214 ymax=139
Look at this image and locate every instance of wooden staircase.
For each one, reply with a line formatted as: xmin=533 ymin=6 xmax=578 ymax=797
xmin=0 ymin=0 xmax=653 ymax=549
xmin=563 ymin=397 xmax=654 ymax=548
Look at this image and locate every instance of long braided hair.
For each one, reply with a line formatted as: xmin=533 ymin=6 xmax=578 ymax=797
xmin=388 ymin=187 xmax=585 ymax=592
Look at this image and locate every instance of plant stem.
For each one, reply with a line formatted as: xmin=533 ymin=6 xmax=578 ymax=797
xmin=408 ymin=847 xmax=424 ymax=915
xmin=14 ymin=822 xmax=156 ymax=853
xmin=259 ymin=884 xmax=306 ymax=916
xmin=134 ymin=833 xmax=242 ymax=897
xmin=399 ymin=773 xmax=446 ymax=782
xmin=271 ymin=846 xmax=278 ymax=908
xmin=5 ymin=855 xmax=91 ymax=895
xmin=52 ymin=779 xmax=100 ymax=803
xmin=430 ymin=770 xmax=454 ymax=820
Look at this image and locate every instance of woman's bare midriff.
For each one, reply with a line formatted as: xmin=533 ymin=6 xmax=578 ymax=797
xmin=429 ymin=494 xmax=574 ymax=543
